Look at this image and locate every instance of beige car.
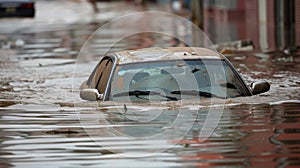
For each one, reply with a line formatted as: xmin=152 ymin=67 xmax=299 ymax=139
xmin=80 ymin=47 xmax=270 ymax=101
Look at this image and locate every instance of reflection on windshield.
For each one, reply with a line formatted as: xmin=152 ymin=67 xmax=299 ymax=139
xmin=110 ymin=59 xmax=245 ymax=101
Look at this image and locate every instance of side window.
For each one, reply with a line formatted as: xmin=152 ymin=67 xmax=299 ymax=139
xmin=97 ymin=60 xmax=113 ymax=93
xmin=88 ymin=57 xmax=113 ymax=94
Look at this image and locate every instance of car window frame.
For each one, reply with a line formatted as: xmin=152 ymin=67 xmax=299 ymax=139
xmin=107 ymin=58 xmax=252 ymax=100
xmin=86 ymin=55 xmax=117 ymax=101
xmin=222 ymin=57 xmax=253 ymax=96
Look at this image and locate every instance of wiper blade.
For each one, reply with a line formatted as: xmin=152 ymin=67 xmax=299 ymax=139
xmin=113 ymin=90 xmax=155 ymax=97
xmin=171 ymin=90 xmax=222 ymax=98
xmin=113 ymin=90 xmax=178 ymax=101
xmin=219 ymin=82 xmax=237 ymax=89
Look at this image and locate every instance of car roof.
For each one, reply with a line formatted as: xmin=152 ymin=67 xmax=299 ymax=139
xmin=111 ymin=47 xmax=224 ymax=65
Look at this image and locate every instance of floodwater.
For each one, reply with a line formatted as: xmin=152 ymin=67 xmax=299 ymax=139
xmin=0 ymin=1 xmax=300 ymax=167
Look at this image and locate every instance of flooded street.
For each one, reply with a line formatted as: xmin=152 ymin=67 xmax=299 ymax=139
xmin=0 ymin=0 xmax=300 ymax=167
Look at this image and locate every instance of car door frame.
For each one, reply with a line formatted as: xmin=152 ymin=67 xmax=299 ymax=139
xmin=86 ymin=55 xmax=117 ymax=101
xmin=223 ymin=58 xmax=253 ymax=96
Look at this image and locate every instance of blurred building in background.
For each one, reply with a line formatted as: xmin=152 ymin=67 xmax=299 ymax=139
xmin=199 ymin=0 xmax=299 ymax=52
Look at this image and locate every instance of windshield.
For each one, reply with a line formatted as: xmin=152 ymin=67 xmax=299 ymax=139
xmin=109 ymin=59 xmax=246 ymax=101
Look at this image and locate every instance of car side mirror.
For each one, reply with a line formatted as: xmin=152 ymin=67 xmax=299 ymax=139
xmin=251 ymin=81 xmax=270 ymax=95
xmin=80 ymin=88 xmax=103 ymax=101
xmin=80 ymin=80 xmax=88 ymax=89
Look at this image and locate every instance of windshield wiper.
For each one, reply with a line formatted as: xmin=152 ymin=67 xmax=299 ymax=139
xmin=171 ymin=90 xmax=223 ymax=98
xmin=113 ymin=90 xmax=178 ymax=101
xmin=218 ymin=82 xmax=237 ymax=89
xmin=114 ymin=90 xmax=154 ymax=97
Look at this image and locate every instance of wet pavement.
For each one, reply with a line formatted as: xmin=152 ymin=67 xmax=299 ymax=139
xmin=0 ymin=0 xmax=300 ymax=167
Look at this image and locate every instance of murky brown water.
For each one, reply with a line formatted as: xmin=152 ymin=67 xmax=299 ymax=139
xmin=1 ymin=101 xmax=300 ymax=167
xmin=0 ymin=1 xmax=300 ymax=167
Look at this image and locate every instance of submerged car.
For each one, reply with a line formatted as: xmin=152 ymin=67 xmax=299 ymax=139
xmin=0 ymin=0 xmax=35 ymax=17
xmin=80 ymin=47 xmax=270 ymax=101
